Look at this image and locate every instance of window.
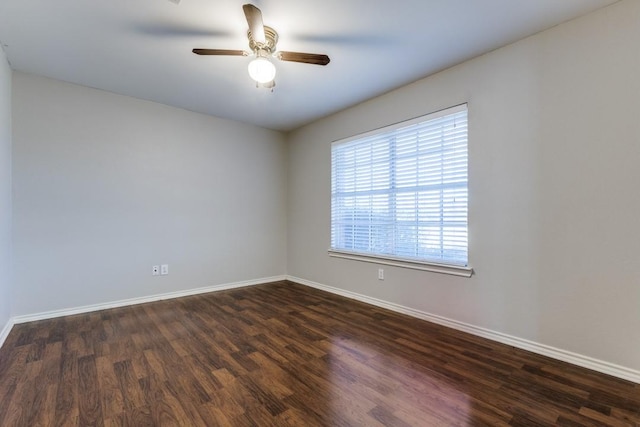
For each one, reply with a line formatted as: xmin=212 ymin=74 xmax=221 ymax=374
xmin=330 ymin=104 xmax=470 ymax=276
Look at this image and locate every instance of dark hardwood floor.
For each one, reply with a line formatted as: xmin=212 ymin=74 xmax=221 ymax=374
xmin=0 ymin=280 xmax=638 ymax=426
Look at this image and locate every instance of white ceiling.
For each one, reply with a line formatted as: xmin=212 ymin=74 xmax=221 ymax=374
xmin=0 ymin=0 xmax=619 ymax=131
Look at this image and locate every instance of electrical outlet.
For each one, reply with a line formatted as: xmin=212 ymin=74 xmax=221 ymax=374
xmin=152 ymin=265 xmax=160 ymax=276
xmin=378 ymin=268 xmax=384 ymax=280
xmin=161 ymin=264 xmax=169 ymax=275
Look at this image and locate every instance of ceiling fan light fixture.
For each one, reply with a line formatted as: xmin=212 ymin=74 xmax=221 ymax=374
xmin=192 ymin=4 xmax=329 ymax=88
xmin=247 ymin=57 xmax=276 ymax=84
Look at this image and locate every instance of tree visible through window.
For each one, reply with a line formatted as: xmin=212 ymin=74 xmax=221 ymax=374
xmin=331 ymin=104 xmax=468 ymax=266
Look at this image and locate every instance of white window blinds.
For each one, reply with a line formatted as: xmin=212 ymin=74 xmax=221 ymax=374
xmin=331 ymin=104 xmax=468 ymax=266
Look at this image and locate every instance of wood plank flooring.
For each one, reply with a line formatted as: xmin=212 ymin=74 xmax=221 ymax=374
xmin=0 ymin=280 xmax=638 ymax=426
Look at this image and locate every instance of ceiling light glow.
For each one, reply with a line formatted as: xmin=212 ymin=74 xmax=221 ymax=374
xmin=247 ymin=57 xmax=276 ymax=84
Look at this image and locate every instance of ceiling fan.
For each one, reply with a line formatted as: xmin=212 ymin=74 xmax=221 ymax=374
xmin=192 ymin=4 xmax=330 ymax=88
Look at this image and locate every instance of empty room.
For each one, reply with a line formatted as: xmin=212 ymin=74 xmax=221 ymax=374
xmin=0 ymin=0 xmax=639 ymax=425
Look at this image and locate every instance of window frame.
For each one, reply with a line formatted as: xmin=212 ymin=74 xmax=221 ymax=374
xmin=329 ymin=104 xmax=472 ymax=277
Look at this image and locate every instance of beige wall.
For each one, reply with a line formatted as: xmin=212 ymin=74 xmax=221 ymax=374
xmin=287 ymin=0 xmax=640 ymax=373
xmin=0 ymin=47 xmax=11 ymax=332
xmin=11 ymin=72 xmax=287 ymax=315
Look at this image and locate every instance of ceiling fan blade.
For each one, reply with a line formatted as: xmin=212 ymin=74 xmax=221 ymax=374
xmin=276 ymin=51 xmax=330 ymax=66
xmin=243 ymin=4 xmax=265 ymax=44
xmin=192 ymin=49 xmax=248 ymax=56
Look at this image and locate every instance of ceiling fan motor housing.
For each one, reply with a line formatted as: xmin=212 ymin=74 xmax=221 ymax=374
xmin=248 ymin=26 xmax=278 ymax=54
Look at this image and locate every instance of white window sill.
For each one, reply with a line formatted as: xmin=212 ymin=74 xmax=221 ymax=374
xmin=328 ymin=250 xmax=473 ymax=278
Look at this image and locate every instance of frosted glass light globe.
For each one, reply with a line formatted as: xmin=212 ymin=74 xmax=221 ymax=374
xmin=247 ymin=57 xmax=276 ymax=84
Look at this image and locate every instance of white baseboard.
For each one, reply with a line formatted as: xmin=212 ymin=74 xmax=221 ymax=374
xmin=11 ymin=275 xmax=286 ymax=324
xmin=0 ymin=317 xmax=14 ymax=349
xmin=287 ymin=275 xmax=640 ymax=385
